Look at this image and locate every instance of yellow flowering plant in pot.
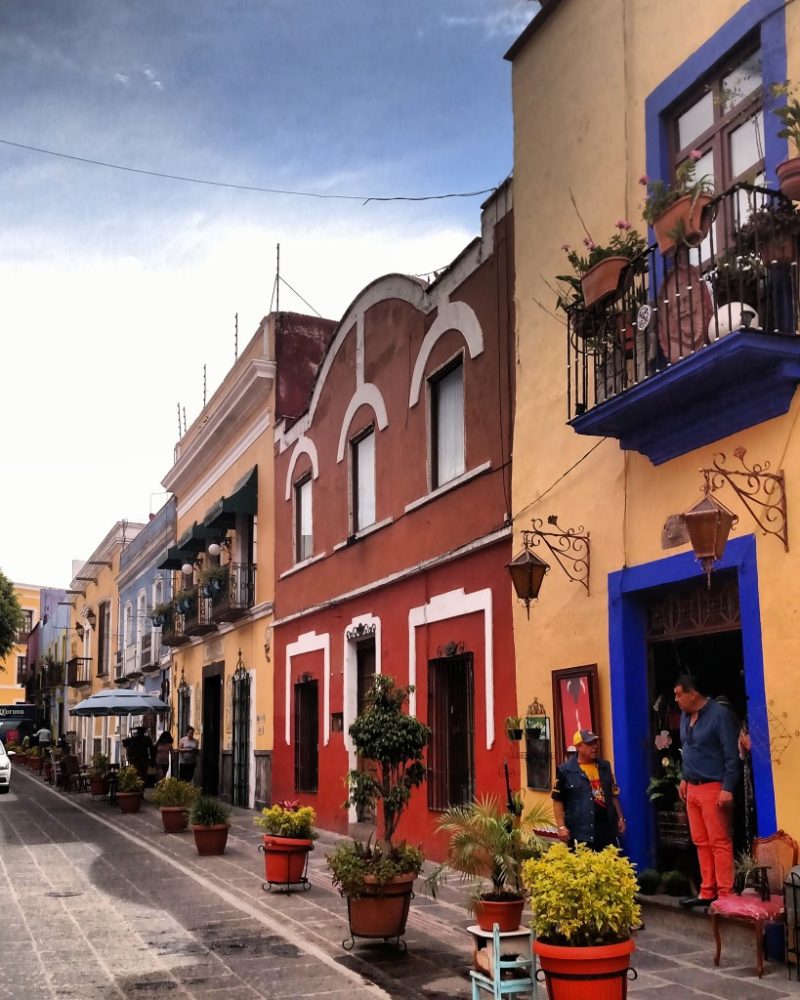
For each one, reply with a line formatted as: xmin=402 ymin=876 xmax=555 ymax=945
xmin=522 ymin=843 xmax=641 ymax=999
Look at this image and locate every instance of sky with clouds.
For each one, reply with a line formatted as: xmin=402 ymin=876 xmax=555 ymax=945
xmin=0 ymin=0 xmax=537 ymax=588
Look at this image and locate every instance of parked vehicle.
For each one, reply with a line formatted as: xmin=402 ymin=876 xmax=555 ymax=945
xmin=0 ymin=740 xmax=13 ymax=793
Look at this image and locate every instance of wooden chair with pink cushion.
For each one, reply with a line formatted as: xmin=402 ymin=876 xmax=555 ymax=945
xmin=710 ymin=830 xmax=799 ymax=977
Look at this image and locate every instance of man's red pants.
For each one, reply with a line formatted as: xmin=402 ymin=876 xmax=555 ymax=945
xmin=686 ymin=781 xmax=734 ymax=899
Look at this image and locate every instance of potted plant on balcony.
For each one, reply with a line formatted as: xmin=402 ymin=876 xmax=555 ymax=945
xmin=89 ymin=752 xmax=109 ymax=798
xmin=426 ymin=795 xmax=557 ymax=932
xmin=174 ymin=589 xmax=195 ymax=615
xmin=189 ymin=795 xmax=231 ymax=855
xmin=739 ymin=197 xmax=800 ymax=265
xmin=255 ymin=800 xmax=317 ymax=889
xmin=326 ymin=675 xmax=428 ymax=948
xmin=562 ymin=222 xmax=648 ymax=309
xmin=151 ymin=602 xmax=172 ymax=629
xmin=641 ymin=152 xmax=715 ymax=254
xmin=198 ymin=564 xmax=228 ymax=598
xmin=151 ymin=776 xmax=199 ymax=833
xmin=116 ymin=764 xmax=145 ymax=813
xmin=522 ymin=843 xmax=641 ymax=999
xmin=772 ymin=83 xmax=800 ymax=201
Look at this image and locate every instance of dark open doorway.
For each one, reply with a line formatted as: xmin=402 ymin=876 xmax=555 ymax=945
xmin=202 ymin=664 xmax=223 ymax=796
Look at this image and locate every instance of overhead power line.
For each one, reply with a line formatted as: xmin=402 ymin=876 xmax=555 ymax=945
xmin=0 ymin=137 xmax=497 ymax=205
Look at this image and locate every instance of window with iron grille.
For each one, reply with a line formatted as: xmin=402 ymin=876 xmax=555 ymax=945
xmin=16 ymin=656 xmax=26 ymax=685
xmin=427 ymin=652 xmax=475 ymax=811
xmin=294 ymin=678 xmax=318 ymax=793
xmin=177 ymin=685 xmax=191 ymax=740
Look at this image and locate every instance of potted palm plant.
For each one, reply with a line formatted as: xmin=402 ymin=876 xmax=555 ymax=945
xmin=151 ymin=776 xmax=199 ymax=833
xmin=254 ymin=800 xmax=317 ymax=890
xmin=522 ymin=843 xmax=641 ymax=999
xmin=641 ymin=152 xmax=714 ymax=254
xmin=326 ymin=675 xmax=428 ymax=948
xmin=89 ymin=752 xmax=109 ymax=798
xmin=426 ymin=795 xmax=556 ymax=932
xmin=116 ymin=764 xmax=145 ymax=813
xmin=772 ymin=83 xmax=800 ymax=200
xmin=190 ymin=795 xmax=231 ymax=855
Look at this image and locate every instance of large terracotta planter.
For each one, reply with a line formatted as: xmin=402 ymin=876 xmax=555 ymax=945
xmin=345 ymin=873 xmax=416 ymax=946
xmin=580 ymin=256 xmax=630 ymax=308
xmin=192 ymin=823 xmax=230 ymax=856
xmin=160 ymin=806 xmax=190 ymax=834
xmin=475 ymin=895 xmax=525 ymax=932
xmin=117 ymin=792 xmax=143 ymax=814
xmin=777 ymin=157 xmax=800 ymax=201
xmin=29 ymin=756 xmax=42 ymax=772
xmin=535 ymin=938 xmax=635 ymax=1000
xmin=261 ymin=834 xmax=313 ymax=886
xmin=90 ymin=777 xmax=108 ymax=798
xmin=652 ymin=193 xmax=713 ymax=254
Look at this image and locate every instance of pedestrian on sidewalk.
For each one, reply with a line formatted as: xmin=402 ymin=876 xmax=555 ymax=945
xmin=552 ymin=729 xmax=626 ymax=851
xmin=34 ymin=722 xmax=52 ymax=748
xmin=178 ymin=726 xmax=198 ymax=783
xmin=154 ymin=731 xmax=173 ymax=780
xmin=674 ymin=674 xmax=740 ymax=909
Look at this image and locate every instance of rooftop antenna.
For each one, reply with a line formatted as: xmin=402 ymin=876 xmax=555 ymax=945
xmin=234 ymin=312 xmax=239 ymax=361
xmin=176 ymin=403 xmax=182 ymax=438
xmin=276 ymin=243 xmax=280 ymax=312
xmin=182 ymin=406 xmax=187 ymax=434
xmin=203 ymin=364 xmax=207 ymax=407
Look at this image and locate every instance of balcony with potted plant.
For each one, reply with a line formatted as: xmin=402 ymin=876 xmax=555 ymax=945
xmin=565 ymin=180 xmax=800 ymax=465
xmin=160 ymin=602 xmax=189 ymax=648
xmin=203 ymin=562 xmax=256 ymax=624
xmin=179 ymin=585 xmax=216 ymax=638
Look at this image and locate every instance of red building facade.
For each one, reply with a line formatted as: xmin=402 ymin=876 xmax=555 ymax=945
xmin=271 ymin=183 xmax=517 ymax=858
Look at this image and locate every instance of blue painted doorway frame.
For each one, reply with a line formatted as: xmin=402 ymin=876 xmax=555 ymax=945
xmin=608 ymin=535 xmax=776 ymax=870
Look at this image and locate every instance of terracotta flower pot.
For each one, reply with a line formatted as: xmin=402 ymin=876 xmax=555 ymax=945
xmin=160 ymin=806 xmax=190 ymax=834
xmin=475 ymin=895 xmax=525 ymax=933
xmin=346 ymin=873 xmax=416 ymax=940
xmin=192 ymin=823 xmax=230 ymax=856
xmin=29 ymin=757 xmax=42 ymax=772
xmin=261 ymin=834 xmax=313 ymax=885
xmin=760 ymin=234 xmax=796 ymax=264
xmin=117 ymin=791 xmax=143 ymax=814
xmin=535 ymin=938 xmax=635 ymax=1000
xmin=580 ymin=256 xmax=631 ymax=308
xmin=777 ymin=157 xmax=800 ymax=201
xmin=652 ymin=193 xmax=713 ymax=254
xmin=90 ymin=777 xmax=108 ymax=798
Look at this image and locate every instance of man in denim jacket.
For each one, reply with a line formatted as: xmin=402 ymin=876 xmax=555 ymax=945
xmin=552 ymin=729 xmax=626 ymax=850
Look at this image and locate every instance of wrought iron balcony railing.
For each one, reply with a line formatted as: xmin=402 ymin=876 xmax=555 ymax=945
xmin=161 ymin=604 xmax=189 ymax=647
xmin=567 ymin=184 xmax=800 ymax=421
xmin=67 ymin=656 xmax=92 ymax=687
xmin=182 ymin=588 xmax=216 ymax=637
xmin=208 ymin=562 xmax=256 ymax=623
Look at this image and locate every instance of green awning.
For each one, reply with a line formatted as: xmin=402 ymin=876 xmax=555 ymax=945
xmin=157 ymin=546 xmax=191 ymax=570
xmin=203 ymin=466 xmax=258 ymax=531
xmin=176 ymin=521 xmax=210 ymax=553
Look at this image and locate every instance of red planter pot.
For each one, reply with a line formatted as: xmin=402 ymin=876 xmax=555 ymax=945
xmin=192 ymin=823 xmax=230 ymax=856
xmin=475 ymin=896 xmax=525 ymax=933
xmin=535 ymin=938 xmax=635 ymax=1000
xmin=29 ymin=757 xmax=43 ymax=772
xmin=160 ymin=807 xmax=190 ymax=834
xmin=580 ymin=256 xmax=631 ymax=308
xmin=777 ymin=157 xmax=800 ymax=202
xmin=652 ymin=193 xmax=713 ymax=254
xmin=346 ymin=874 xmax=416 ymax=943
xmin=261 ymin=834 xmax=313 ymax=885
xmin=117 ymin=792 xmax=143 ymax=814
xmin=90 ymin=778 xmax=108 ymax=798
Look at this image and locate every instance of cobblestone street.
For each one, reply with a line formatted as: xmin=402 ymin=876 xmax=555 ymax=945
xmin=4 ymin=768 xmax=800 ymax=999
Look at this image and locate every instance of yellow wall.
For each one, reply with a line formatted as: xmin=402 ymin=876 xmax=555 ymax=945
xmin=0 ymin=582 xmax=39 ymax=706
xmin=510 ymin=0 xmax=800 ymax=835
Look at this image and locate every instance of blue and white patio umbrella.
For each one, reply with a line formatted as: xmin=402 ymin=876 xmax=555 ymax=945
xmin=70 ymin=689 xmax=169 ymax=717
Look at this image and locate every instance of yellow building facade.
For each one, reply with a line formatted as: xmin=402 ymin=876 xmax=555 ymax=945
xmin=508 ymin=0 xmax=800 ymax=868
xmin=0 ymin=582 xmax=39 ymax=707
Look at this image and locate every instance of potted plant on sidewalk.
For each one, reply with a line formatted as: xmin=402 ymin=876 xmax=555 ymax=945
xmin=641 ymin=152 xmax=714 ymax=254
xmin=189 ymin=796 xmax=231 ymax=855
xmin=116 ymin=764 xmax=145 ymax=813
xmin=522 ymin=843 xmax=641 ymax=999
xmin=28 ymin=746 xmax=43 ymax=773
xmin=426 ymin=795 xmax=556 ymax=932
xmin=89 ymin=752 xmax=109 ymax=798
xmin=254 ymin=800 xmax=317 ymax=890
xmin=151 ymin=776 xmax=199 ymax=833
xmin=326 ymin=675 xmax=429 ymax=949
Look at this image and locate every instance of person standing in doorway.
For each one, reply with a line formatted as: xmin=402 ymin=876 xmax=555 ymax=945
xmin=154 ymin=731 xmax=173 ymax=781
xmin=674 ymin=674 xmax=740 ymax=908
xmin=552 ymin=729 xmax=626 ymax=850
xmin=178 ymin=726 xmax=198 ymax=783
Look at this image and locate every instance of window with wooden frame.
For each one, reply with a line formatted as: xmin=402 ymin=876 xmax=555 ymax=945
xmin=16 ymin=656 xmax=26 ymax=685
xmin=351 ymin=426 xmax=376 ymax=533
xmin=670 ymin=45 xmax=764 ymax=245
xmin=430 ymin=356 xmax=465 ymax=489
xmin=294 ymin=475 xmax=313 ymax=563
xmin=97 ymin=601 xmax=110 ymax=676
xmin=16 ymin=609 xmax=33 ymax=643
xmin=427 ymin=651 xmax=475 ymax=810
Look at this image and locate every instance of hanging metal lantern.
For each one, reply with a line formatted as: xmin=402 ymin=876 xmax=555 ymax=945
xmin=506 ymin=546 xmax=550 ymax=618
xmin=683 ymin=492 xmax=737 ymax=586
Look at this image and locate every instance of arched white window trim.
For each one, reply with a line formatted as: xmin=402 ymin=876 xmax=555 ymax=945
xmin=335 ymin=385 xmax=389 ymax=464
xmin=284 ymin=436 xmax=320 ymax=501
xmin=408 ymin=300 xmax=483 ymax=408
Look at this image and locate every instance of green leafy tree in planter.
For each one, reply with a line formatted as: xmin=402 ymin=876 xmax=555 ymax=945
xmin=0 ymin=570 xmax=24 ymax=664
xmin=345 ymin=675 xmax=429 ymax=848
xmin=116 ymin=765 xmax=145 ymax=793
xmin=151 ymin=777 xmax=199 ymax=808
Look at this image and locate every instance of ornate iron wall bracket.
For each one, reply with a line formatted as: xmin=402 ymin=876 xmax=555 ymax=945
xmin=701 ymin=447 xmax=788 ymax=552
xmin=523 ymin=515 xmax=590 ymax=594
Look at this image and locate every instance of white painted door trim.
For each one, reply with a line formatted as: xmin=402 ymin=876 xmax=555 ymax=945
xmin=284 ymin=630 xmax=331 ymax=747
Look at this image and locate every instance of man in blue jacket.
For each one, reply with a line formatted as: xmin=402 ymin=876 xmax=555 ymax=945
xmin=552 ymin=729 xmax=626 ymax=850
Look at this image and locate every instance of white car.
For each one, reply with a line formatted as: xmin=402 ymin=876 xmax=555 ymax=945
xmin=0 ymin=741 xmax=12 ymax=793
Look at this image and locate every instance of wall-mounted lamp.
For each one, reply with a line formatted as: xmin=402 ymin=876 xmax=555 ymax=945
xmin=683 ymin=492 xmax=737 ymax=587
xmin=181 ymin=562 xmax=195 ymax=576
xmin=207 ymin=537 xmax=231 ymax=559
xmin=506 ymin=541 xmax=550 ymax=619
xmin=86 ymin=609 xmax=97 ymax=629
xmin=74 ymin=621 xmax=85 ymax=641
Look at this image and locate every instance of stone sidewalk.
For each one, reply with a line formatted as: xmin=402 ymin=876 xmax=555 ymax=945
xmin=5 ymin=767 xmax=800 ymax=999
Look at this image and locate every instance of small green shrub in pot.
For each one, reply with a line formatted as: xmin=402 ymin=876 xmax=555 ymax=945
xmin=254 ymin=802 xmax=317 ymax=839
xmin=151 ymin=777 xmax=199 ymax=808
xmin=637 ymin=868 xmax=662 ymax=895
xmin=327 ymin=838 xmax=424 ymax=899
xmin=190 ymin=796 xmax=231 ymax=827
xmin=89 ymin=752 xmax=109 ymax=779
xmin=661 ymin=869 xmax=690 ymax=897
xmin=116 ymin=765 xmax=144 ymax=793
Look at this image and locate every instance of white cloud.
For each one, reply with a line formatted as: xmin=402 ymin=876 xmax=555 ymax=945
xmin=114 ymin=72 xmax=130 ymax=84
xmin=142 ymin=65 xmax=163 ymax=89
xmin=442 ymin=1 xmax=538 ymax=38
